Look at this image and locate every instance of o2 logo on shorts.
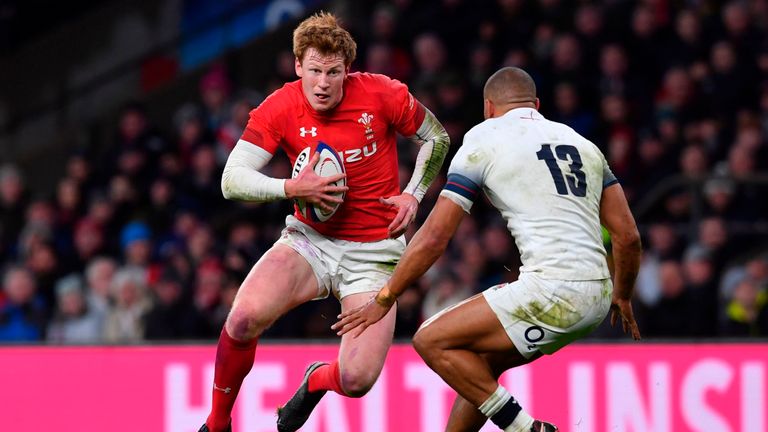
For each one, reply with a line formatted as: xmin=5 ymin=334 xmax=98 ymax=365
xmin=524 ymin=325 xmax=545 ymax=350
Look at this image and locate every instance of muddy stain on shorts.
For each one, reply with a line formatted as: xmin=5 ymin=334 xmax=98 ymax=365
xmin=513 ymin=298 xmax=583 ymax=329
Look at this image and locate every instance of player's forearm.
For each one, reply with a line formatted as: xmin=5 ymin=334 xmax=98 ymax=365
xmin=610 ymin=233 xmax=642 ymax=300
xmin=221 ymin=140 xmax=287 ymax=202
xmin=403 ymin=109 xmax=450 ymax=201
xmin=376 ymin=223 xmax=449 ymax=307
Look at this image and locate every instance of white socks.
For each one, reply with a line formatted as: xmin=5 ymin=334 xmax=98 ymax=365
xmin=478 ymin=384 xmax=535 ymax=432
xmin=479 ymin=385 xmax=512 ymax=417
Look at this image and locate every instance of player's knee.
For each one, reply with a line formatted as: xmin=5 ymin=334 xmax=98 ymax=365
xmin=225 ymin=304 xmax=274 ymax=340
xmin=340 ymin=368 xmax=378 ymax=398
xmin=413 ymin=328 xmax=437 ymax=359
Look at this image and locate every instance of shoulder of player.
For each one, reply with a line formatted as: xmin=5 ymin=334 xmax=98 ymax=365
xmin=253 ymin=80 xmax=302 ymax=115
xmin=346 ymin=72 xmax=404 ymax=94
xmin=463 ymin=117 xmax=503 ymax=143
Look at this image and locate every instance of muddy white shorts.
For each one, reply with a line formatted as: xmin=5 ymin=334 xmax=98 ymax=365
xmin=276 ymin=215 xmax=406 ymax=300
xmin=482 ymin=272 xmax=612 ymax=359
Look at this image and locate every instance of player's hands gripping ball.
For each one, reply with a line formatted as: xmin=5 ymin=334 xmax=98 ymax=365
xmin=287 ymin=147 xmax=348 ymax=216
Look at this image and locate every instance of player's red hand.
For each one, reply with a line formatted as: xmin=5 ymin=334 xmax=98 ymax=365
xmin=285 ymin=152 xmax=348 ymax=212
xmin=610 ymin=296 xmax=641 ymax=340
xmin=380 ymin=193 xmax=418 ymax=238
xmin=332 ymin=295 xmax=392 ymax=338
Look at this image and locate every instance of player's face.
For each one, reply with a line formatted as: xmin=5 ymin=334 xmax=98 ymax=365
xmin=296 ymin=48 xmax=348 ymax=112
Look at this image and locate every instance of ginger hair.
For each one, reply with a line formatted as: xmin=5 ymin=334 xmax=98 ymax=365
xmin=293 ymin=12 xmax=357 ymax=66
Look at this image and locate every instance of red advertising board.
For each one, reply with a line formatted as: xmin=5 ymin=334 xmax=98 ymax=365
xmin=0 ymin=343 xmax=765 ymax=431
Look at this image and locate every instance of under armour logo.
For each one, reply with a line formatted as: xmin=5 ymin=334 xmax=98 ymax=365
xmin=213 ymin=383 xmax=232 ymax=394
xmin=299 ymin=127 xmax=317 ymax=137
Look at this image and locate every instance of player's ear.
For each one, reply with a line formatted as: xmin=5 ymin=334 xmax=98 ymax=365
xmin=534 ymin=98 xmax=541 ymax=110
xmin=295 ymin=57 xmax=303 ymax=77
xmin=483 ymin=99 xmax=494 ymax=120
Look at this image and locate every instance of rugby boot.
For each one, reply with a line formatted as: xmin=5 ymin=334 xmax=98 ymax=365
xmin=197 ymin=420 xmax=231 ymax=432
xmin=531 ymin=419 xmax=559 ymax=431
xmin=276 ymin=361 xmax=328 ymax=431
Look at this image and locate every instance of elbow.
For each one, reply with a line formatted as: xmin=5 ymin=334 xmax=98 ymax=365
xmin=616 ymin=228 xmax=642 ymax=253
xmin=220 ymin=170 xmax=235 ymax=200
xmin=437 ymin=129 xmax=451 ymax=150
xmin=422 ymin=230 xmax=451 ymax=257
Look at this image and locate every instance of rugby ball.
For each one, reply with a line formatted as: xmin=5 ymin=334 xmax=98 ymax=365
xmin=291 ymin=142 xmax=346 ymax=222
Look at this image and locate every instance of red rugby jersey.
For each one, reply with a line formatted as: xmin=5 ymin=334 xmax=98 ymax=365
xmin=241 ymin=72 xmax=426 ymax=242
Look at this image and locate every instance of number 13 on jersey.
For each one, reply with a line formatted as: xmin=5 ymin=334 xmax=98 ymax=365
xmin=536 ymin=144 xmax=587 ymax=197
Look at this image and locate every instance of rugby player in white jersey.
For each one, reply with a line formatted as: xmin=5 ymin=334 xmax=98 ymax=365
xmin=334 ymin=67 xmax=642 ymax=432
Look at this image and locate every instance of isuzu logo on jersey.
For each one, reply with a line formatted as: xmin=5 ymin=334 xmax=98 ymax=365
xmin=358 ymin=112 xmax=375 ymax=139
xmin=299 ymin=126 xmax=317 ymax=137
xmin=341 ymin=142 xmax=377 ymax=163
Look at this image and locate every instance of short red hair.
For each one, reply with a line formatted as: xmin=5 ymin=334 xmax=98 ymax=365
xmin=293 ymin=11 xmax=357 ymax=66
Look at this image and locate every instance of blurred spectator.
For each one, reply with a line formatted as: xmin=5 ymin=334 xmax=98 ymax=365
xmin=666 ymin=9 xmax=708 ymax=70
xmin=69 ymin=217 xmax=106 ymax=273
xmin=550 ymin=81 xmax=595 ymax=138
xmin=681 ymin=246 xmax=719 ymax=336
xmin=704 ymin=41 xmax=755 ymax=125
xmin=642 ymin=260 xmax=696 ymax=337
xmin=421 ymin=272 xmax=472 ymax=319
xmin=411 ymin=32 xmax=449 ymax=91
xmin=84 ymin=257 xmax=116 ymax=316
xmin=144 ymin=267 xmax=204 ymax=340
xmin=173 ymin=102 xmax=210 ymax=167
xmin=0 ymin=165 xmax=27 ymax=260
xmin=0 ymin=266 xmax=46 ymax=341
xmin=679 ymin=145 xmax=709 ymax=180
xmin=720 ymin=1 xmax=761 ymax=61
xmin=103 ymin=267 xmax=151 ymax=343
xmin=215 ymin=90 xmax=263 ymax=164
xmin=46 ymin=274 xmax=103 ymax=344
xmin=720 ymin=277 xmax=767 ymax=336
xmin=636 ymin=223 xmax=683 ymax=308
xmin=101 ymin=102 xmax=168 ymax=182
xmin=199 ymin=64 xmax=232 ymax=132
xmin=120 ymin=221 xmax=152 ymax=268
xmin=192 ymin=258 xmax=226 ymax=337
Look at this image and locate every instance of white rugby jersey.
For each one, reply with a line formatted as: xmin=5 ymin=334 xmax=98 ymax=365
xmin=441 ymin=108 xmax=616 ymax=280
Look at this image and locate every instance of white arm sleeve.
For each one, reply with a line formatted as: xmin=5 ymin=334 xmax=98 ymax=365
xmin=220 ymin=139 xmax=287 ymax=202
xmin=403 ymin=108 xmax=451 ymax=202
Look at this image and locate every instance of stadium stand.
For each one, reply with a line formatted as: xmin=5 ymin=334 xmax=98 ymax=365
xmin=1 ymin=0 xmax=767 ymax=343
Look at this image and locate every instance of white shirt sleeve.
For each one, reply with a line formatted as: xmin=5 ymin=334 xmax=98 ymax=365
xmin=439 ymin=140 xmax=486 ymax=213
xmin=220 ymin=139 xmax=287 ymax=202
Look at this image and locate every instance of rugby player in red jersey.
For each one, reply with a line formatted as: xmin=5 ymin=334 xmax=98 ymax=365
xmin=198 ymin=12 xmax=450 ymax=432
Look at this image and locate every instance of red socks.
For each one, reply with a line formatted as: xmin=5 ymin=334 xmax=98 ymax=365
xmin=205 ymin=328 xmax=258 ymax=431
xmin=308 ymin=361 xmax=346 ymax=395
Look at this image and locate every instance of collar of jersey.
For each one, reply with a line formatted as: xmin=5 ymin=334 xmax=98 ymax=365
xmin=504 ymin=107 xmax=544 ymax=120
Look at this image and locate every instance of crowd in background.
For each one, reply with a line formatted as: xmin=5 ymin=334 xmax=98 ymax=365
xmin=1 ymin=0 xmax=768 ymax=344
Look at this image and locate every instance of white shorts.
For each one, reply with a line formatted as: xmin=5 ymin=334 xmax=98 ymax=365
xmin=276 ymin=215 xmax=406 ymax=300
xmin=482 ymin=273 xmax=612 ymax=359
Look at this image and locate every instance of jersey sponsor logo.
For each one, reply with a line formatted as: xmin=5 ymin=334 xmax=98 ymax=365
xmin=299 ymin=126 xmax=317 ymax=137
xmin=358 ymin=112 xmax=375 ymax=140
xmin=340 ymin=142 xmax=377 ymax=163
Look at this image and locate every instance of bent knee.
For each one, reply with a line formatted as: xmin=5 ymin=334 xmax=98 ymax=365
xmin=225 ymin=304 xmax=276 ymax=340
xmin=340 ymin=368 xmax=379 ymax=398
xmin=413 ymin=327 xmax=439 ymax=358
